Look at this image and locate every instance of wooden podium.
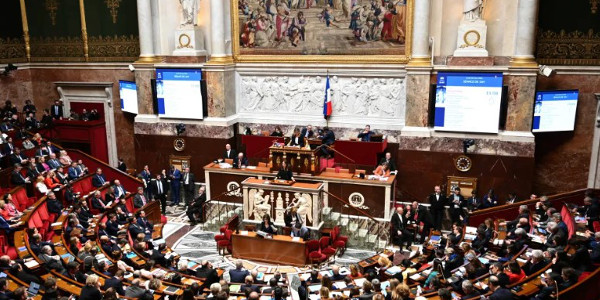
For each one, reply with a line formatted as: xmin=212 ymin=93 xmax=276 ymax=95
xmin=241 ymin=178 xmax=324 ymax=229
xmin=269 ymin=145 xmax=319 ymax=175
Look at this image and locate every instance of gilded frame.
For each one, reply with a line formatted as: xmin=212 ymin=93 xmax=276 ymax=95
xmin=230 ymin=0 xmax=414 ymax=63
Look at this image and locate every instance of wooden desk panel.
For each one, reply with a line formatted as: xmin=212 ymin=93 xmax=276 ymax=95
xmin=232 ymin=232 xmax=307 ymax=266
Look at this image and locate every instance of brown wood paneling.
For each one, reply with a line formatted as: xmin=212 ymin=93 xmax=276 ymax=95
xmin=327 ymin=182 xmax=387 ymax=218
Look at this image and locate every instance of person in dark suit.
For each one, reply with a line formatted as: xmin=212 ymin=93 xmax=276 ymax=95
xmin=390 ymin=206 xmax=413 ymax=249
xmin=357 ymin=125 xmax=374 ymax=142
xmin=466 ymin=190 xmax=481 ymax=212
xmin=259 ymin=215 xmax=277 ymax=235
xmin=223 ymin=144 xmax=237 ymax=160
xmin=428 ymin=185 xmax=447 ymax=230
xmin=112 ymin=179 xmax=127 ymax=199
xmin=105 ymin=214 xmax=121 ymax=237
xmin=169 ymin=165 xmax=182 ymax=206
xmin=187 ymin=186 xmax=206 ymax=225
xmin=133 ymin=187 xmax=149 ymax=209
xmin=448 ymin=187 xmax=466 ymax=224
xmin=522 ymin=250 xmax=549 ymax=276
xmin=289 ymin=128 xmax=305 ymax=147
xmin=460 ymin=281 xmax=480 ymax=300
xmin=196 ymin=260 xmax=220 ymax=290
xmin=90 ymin=191 xmax=107 ymax=212
xmin=240 ymin=275 xmax=260 ymax=293
xmin=229 ymin=260 xmax=250 ymax=283
xmin=481 ymin=189 xmax=498 ymax=208
xmin=531 ymin=272 xmax=560 ymax=300
xmin=137 ymin=210 xmax=153 ymax=232
xmin=275 ymin=161 xmax=294 ymax=181
xmin=318 ymin=127 xmax=335 ymax=157
xmin=46 ymin=192 xmax=63 ymax=215
xmin=127 ymin=217 xmax=149 ymax=241
xmin=68 ymin=162 xmax=83 ymax=180
xmin=151 ymin=243 xmax=169 ymax=267
xmin=3 ymin=138 xmax=15 ymax=155
xmin=91 ymin=168 xmax=108 ymax=188
xmin=182 ymin=167 xmax=195 ymax=206
xmin=9 ymin=148 xmax=27 ymax=165
xmin=378 ymin=152 xmax=396 ymax=172
xmin=103 ymin=270 xmax=126 ymax=296
xmin=62 ymin=261 xmax=86 ymax=284
xmin=50 ymin=100 xmax=63 ymax=120
xmin=10 ymin=164 xmax=30 ymax=186
xmin=416 ymin=204 xmax=434 ymax=243
xmin=300 ymin=125 xmax=314 ymax=139
xmin=117 ymin=158 xmax=127 ymax=172
xmin=579 ymin=196 xmax=599 ymax=231
xmin=151 ymin=174 xmax=168 ymax=214
xmin=233 ymin=152 xmax=248 ymax=169
xmin=488 ymin=275 xmax=512 ymax=300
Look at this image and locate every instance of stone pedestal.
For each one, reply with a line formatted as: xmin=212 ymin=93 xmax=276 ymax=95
xmin=453 ymin=19 xmax=488 ymax=57
xmin=173 ymin=27 xmax=207 ymax=56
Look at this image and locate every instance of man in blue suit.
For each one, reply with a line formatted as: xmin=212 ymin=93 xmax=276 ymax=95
xmin=92 ymin=168 xmax=109 ymax=188
xmin=169 ymin=165 xmax=182 ymax=206
xmin=67 ymin=162 xmax=82 ymax=180
xmin=228 ymin=260 xmax=250 ymax=283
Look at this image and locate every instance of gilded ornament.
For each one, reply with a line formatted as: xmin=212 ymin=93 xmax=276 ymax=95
xmin=45 ymin=0 xmax=59 ymax=26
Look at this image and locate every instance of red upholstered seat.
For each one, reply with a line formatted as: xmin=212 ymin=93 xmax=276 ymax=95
xmin=13 ymin=188 xmax=35 ymax=211
xmin=125 ymin=197 xmax=135 ymax=213
xmin=331 ymin=226 xmax=347 ymax=254
xmin=0 ymin=235 xmax=17 ymax=260
xmin=593 ymin=221 xmax=600 ymax=232
xmin=216 ymin=230 xmax=232 ymax=255
xmin=319 ymin=236 xmax=336 ymax=258
xmin=306 ymin=240 xmax=326 ymax=265
xmin=160 ymin=215 xmax=167 ymax=224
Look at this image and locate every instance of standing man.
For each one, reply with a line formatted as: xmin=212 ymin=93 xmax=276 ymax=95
xmin=378 ymin=152 xmax=396 ymax=172
xmin=428 ymin=185 xmax=447 ymax=230
xmin=182 ymin=167 xmax=196 ymax=206
xmin=448 ymin=187 xmax=466 ymax=225
xmin=152 ymin=174 xmax=168 ymax=214
xmin=50 ymin=100 xmax=63 ymax=120
xmin=169 ymin=165 xmax=182 ymax=206
xmin=140 ymin=165 xmax=152 ymax=200
xmin=187 ymin=186 xmax=206 ymax=225
xmin=223 ymin=144 xmax=237 ymax=160
xmin=318 ymin=127 xmax=335 ymax=158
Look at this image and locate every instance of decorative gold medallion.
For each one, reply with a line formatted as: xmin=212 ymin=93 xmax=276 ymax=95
xmin=105 ymin=0 xmax=122 ymax=24
xmin=455 ymin=155 xmax=473 ymax=172
xmin=173 ymin=138 xmax=186 ymax=151
xmin=178 ymin=34 xmax=192 ymax=49
xmin=463 ymin=30 xmax=481 ymax=46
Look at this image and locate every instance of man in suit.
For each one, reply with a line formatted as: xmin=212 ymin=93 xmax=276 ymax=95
xmin=105 ymin=213 xmax=121 ymax=237
xmin=531 ymin=272 xmax=560 ymax=300
xmin=233 ymin=152 xmax=248 ymax=169
xmin=187 ymin=186 xmax=206 ymax=225
xmin=140 ymin=165 xmax=152 ymax=199
xmin=223 ymin=143 xmax=237 ymax=160
xmin=46 ymin=192 xmax=63 ymax=215
xmin=133 ymin=187 xmax=149 ymax=209
xmin=448 ymin=187 xmax=466 ymax=224
xmin=68 ymin=162 xmax=83 ymax=181
xmin=50 ymin=100 xmax=63 ymax=120
xmin=92 ymin=168 xmax=109 ymax=188
xmin=9 ymin=148 xmax=27 ymax=165
xmin=136 ymin=210 xmax=153 ymax=233
xmin=151 ymin=174 xmax=168 ymax=214
xmin=46 ymin=153 xmax=61 ymax=169
xmin=488 ymin=275 xmax=513 ymax=300
xmin=241 ymin=275 xmax=260 ymax=293
xmin=182 ymin=167 xmax=196 ymax=206
xmin=43 ymin=141 xmax=59 ymax=157
xmin=318 ymin=127 xmax=335 ymax=158
xmin=151 ymin=243 xmax=169 ymax=267
xmin=34 ymin=145 xmax=47 ymax=157
xmin=379 ymin=152 xmax=396 ymax=172
xmin=3 ymin=137 xmax=14 ymax=155
xmin=500 ymin=205 xmax=530 ymax=231
xmin=10 ymin=164 xmax=30 ymax=186
xmin=505 ymin=192 xmax=518 ymax=205
xmin=579 ymin=196 xmax=599 ymax=231
xmin=522 ymin=250 xmax=549 ymax=276
xmin=128 ymin=216 xmax=149 ymax=241
xmin=62 ymin=261 xmax=86 ymax=284
xmin=90 ymin=191 xmax=107 ymax=212
xmin=38 ymin=245 xmax=65 ymax=273
xmin=390 ymin=206 xmax=413 ymax=249
xmin=428 ymin=185 xmax=447 ymax=230
xmin=300 ymin=125 xmax=314 ymax=139
xmin=103 ymin=270 xmax=126 ymax=296
xmin=169 ymin=165 xmax=182 ymax=206
xmin=460 ymin=281 xmax=480 ymax=300
xmin=113 ymin=179 xmax=127 ymax=199
xmin=357 ymin=124 xmax=374 ymax=142
xmin=466 ymin=190 xmax=480 ymax=212
xmin=196 ymin=260 xmax=220 ymax=290
xmin=0 ymin=121 xmax=12 ymax=133
xmin=229 ymin=260 xmax=250 ymax=283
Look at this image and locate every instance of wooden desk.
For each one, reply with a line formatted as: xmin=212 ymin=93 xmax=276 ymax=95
xmin=269 ymin=145 xmax=318 ymax=175
xmin=231 ymin=232 xmax=307 ymax=266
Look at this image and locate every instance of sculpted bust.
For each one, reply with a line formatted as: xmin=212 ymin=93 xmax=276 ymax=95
xmin=463 ymin=0 xmax=484 ymax=21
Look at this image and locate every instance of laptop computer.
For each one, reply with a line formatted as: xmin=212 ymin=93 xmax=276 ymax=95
xmin=27 ymin=282 xmax=40 ymax=298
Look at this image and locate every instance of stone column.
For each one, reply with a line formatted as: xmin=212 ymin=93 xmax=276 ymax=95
xmin=511 ymin=0 xmax=539 ymax=67
xmin=588 ymin=93 xmax=600 ymax=188
xmin=409 ymin=0 xmax=431 ymax=66
xmin=208 ymin=0 xmax=232 ymax=63
xmin=136 ymin=0 xmax=155 ymax=61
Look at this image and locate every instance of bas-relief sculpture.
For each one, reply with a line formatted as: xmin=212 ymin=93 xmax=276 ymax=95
xmin=247 ymin=188 xmax=314 ymax=225
xmin=179 ymin=0 xmax=200 ymax=27
xmin=239 ymin=75 xmax=406 ymax=119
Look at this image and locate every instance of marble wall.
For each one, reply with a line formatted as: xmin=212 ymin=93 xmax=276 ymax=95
xmin=0 ymin=69 xmax=33 ymax=108
xmin=534 ymin=73 xmax=600 ymax=194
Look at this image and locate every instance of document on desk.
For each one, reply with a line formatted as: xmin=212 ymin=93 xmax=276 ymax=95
xmin=241 ymin=231 xmax=249 ymax=235
xmin=292 ymin=237 xmax=300 ymax=242
xmin=353 ymin=278 xmax=366 ymax=287
xmin=24 ymin=260 xmax=39 ymax=268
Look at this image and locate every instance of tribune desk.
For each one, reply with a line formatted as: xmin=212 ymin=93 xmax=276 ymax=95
xmin=231 ymin=231 xmax=307 ymax=266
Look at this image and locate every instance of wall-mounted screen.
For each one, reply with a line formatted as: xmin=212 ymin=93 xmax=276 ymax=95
xmin=118 ymin=80 xmax=138 ymax=114
xmin=434 ymin=72 xmax=503 ymax=133
xmin=532 ymin=90 xmax=578 ymax=132
xmin=155 ymin=69 xmax=203 ymax=119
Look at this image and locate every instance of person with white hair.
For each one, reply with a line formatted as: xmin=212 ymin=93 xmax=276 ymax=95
xmin=229 ymin=260 xmax=250 ymax=283
xmin=461 ymin=280 xmax=481 ymax=299
xmin=522 ymin=249 xmax=549 ymax=275
xmin=79 ymin=274 xmax=102 ymax=300
xmin=207 ymin=282 xmax=222 ymax=298
xmin=38 ymin=245 xmax=65 ymax=273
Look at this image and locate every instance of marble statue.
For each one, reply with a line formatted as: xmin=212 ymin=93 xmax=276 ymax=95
xmin=252 ymin=189 xmax=271 ymax=219
xmin=463 ymin=0 xmax=484 ymax=21
xmin=291 ymin=193 xmax=312 ymax=224
xmin=179 ymin=0 xmax=199 ymax=27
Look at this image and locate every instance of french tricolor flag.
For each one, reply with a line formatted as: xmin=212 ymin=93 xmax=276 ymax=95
xmin=323 ymin=75 xmax=332 ymax=119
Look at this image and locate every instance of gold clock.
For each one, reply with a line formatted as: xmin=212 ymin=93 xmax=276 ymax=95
xmin=174 ymin=138 xmax=186 ymax=152
xmin=455 ymin=155 xmax=472 ymax=172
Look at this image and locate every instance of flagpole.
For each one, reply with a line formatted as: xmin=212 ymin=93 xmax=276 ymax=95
xmin=326 ymin=69 xmax=330 ymax=128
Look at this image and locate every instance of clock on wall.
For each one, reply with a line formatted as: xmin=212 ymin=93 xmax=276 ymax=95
xmin=455 ymin=155 xmax=472 ymax=172
xmin=173 ymin=138 xmax=186 ymax=152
